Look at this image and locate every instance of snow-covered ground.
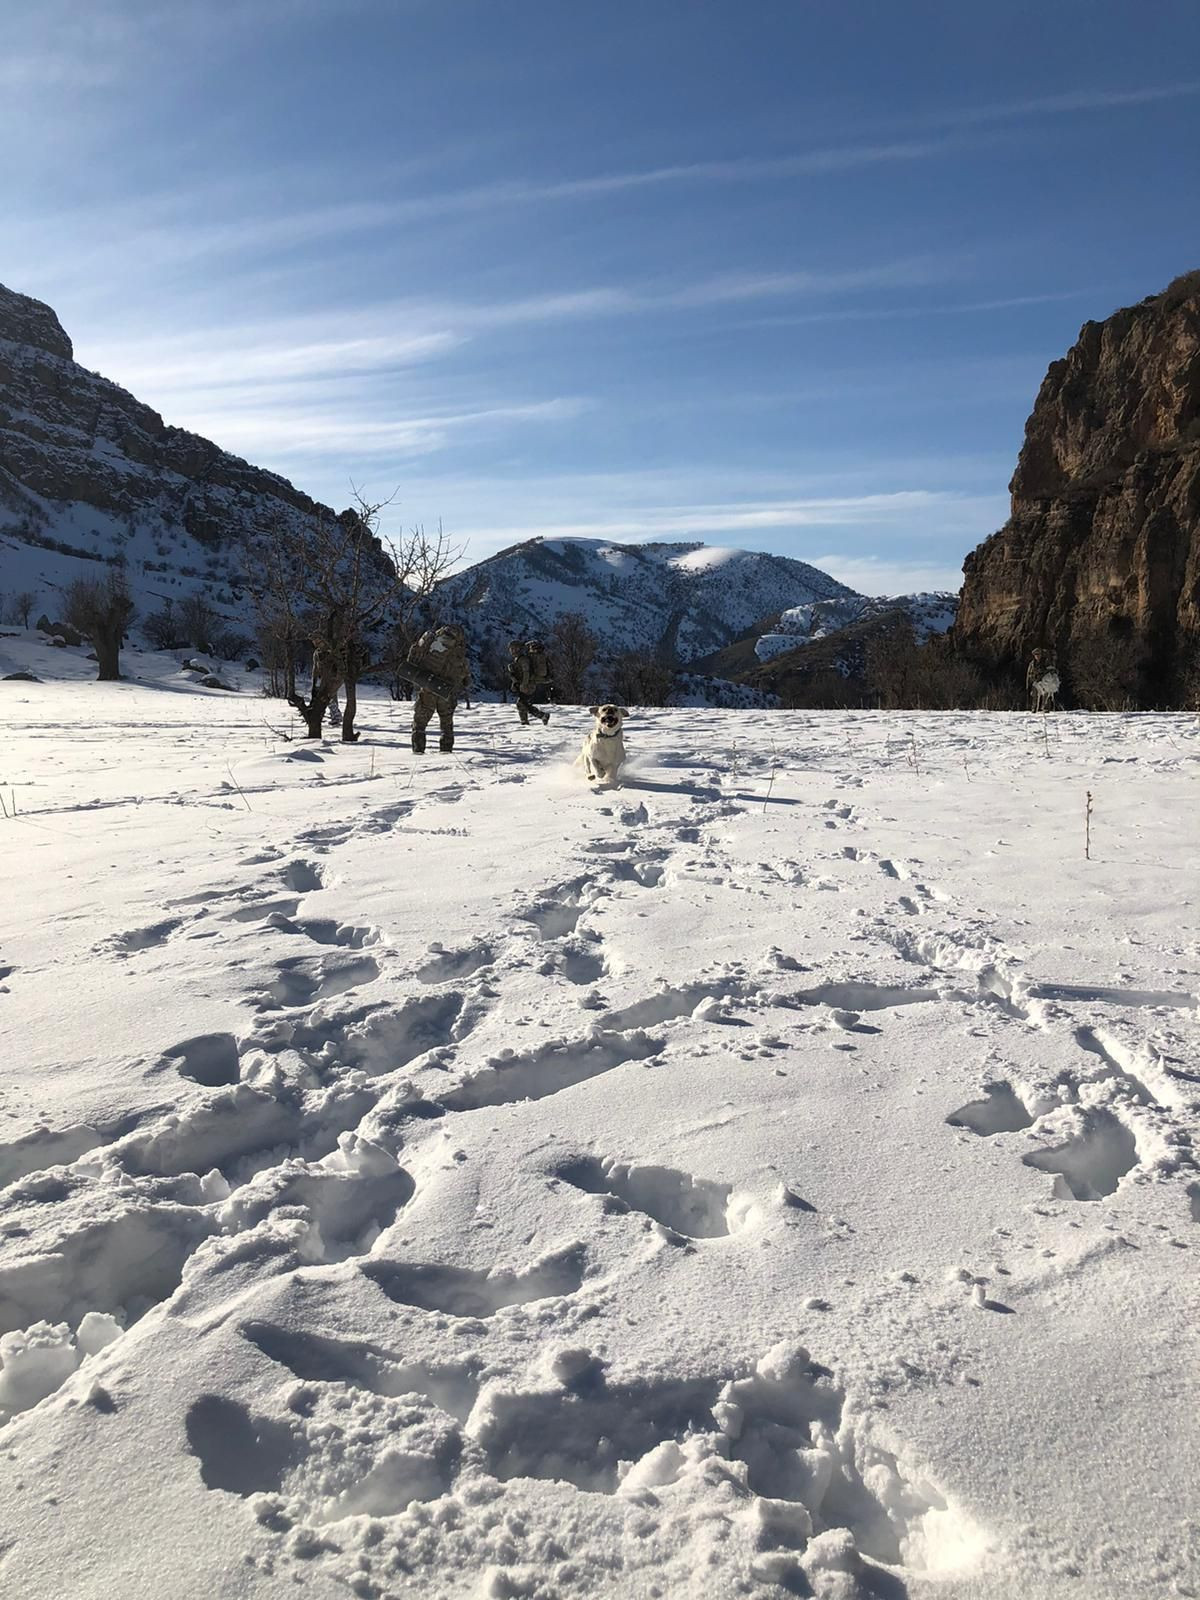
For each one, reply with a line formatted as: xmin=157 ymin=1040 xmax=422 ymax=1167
xmin=1 ymin=634 xmax=1198 ymax=1600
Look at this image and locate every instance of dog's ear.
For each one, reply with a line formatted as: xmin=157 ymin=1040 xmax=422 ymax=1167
xmin=618 ymin=707 xmax=629 ymax=718
xmin=587 ymin=706 xmax=599 ymax=716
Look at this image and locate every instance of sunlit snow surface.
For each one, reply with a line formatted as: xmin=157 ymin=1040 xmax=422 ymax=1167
xmin=0 ymin=632 xmax=1198 ymax=1600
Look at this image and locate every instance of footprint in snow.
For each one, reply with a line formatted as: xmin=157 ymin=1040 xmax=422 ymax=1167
xmin=361 ymin=1245 xmax=586 ymax=1318
xmin=552 ymin=1155 xmax=738 ymax=1239
xmin=105 ymin=917 xmax=182 ymax=954
xmin=267 ymin=913 xmax=380 ymax=949
xmin=242 ymin=1320 xmax=480 ymax=1420
xmin=417 ymin=943 xmax=494 ymax=984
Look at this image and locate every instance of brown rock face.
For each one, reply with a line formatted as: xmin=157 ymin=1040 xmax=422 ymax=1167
xmin=954 ymin=272 xmax=1200 ymax=706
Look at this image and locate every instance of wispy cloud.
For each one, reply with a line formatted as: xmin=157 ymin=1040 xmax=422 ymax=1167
xmin=79 ymin=327 xmax=462 ymax=392
xmin=436 ymin=490 xmax=978 ymax=545
xmin=75 ymin=254 xmax=952 ymax=395
xmin=364 ymin=140 xmax=945 ymax=218
xmin=726 ymin=288 xmax=1100 ymax=332
xmin=919 ymin=80 xmax=1200 ymax=130
xmin=180 ymin=397 xmax=588 ymax=461
xmin=810 ymin=553 xmax=970 ymax=595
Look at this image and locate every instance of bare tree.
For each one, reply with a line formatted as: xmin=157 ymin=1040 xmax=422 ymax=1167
xmin=177 ymin=593 xmax=216 ymax=653
xmin=143 ymin=600 xmax=184 ymax=651
xmin=245 ymin=492 xmax=463 ymax=740
xmin=64 ymin=569 xmax=135 ymax=680
xmin=548 ymin=612 xmax=598 ymax=704
xmin=5 ymin=590 xmax=37 ymax=627
xmin=608 ymin=650 xmax=674 ymax=707
xmin=475 ymin=634 xmax=511 ymax=700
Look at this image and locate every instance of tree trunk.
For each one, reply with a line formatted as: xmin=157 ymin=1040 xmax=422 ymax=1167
xmin=340 ymin=673 xmax=359 ymax=742
xmin=94 ymin=627 xmax=121 ymax=681
xmin=289 ymin=688 xmax=330 ymax=738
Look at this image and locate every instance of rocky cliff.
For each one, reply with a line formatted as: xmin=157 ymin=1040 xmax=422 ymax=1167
xmin=954 ymin=272 xmax=1200 ymax=706
xmin=0 ymin=281 xmax=343 ymax=629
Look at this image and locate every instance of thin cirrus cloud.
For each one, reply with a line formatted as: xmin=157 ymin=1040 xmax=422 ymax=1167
xmin=808 ymin=552 xmax=974 ymax=594
xmin=10 ymin=78 xmax=1195 ymax=305
xmin=448 ymin=486 xmax=972 ymax=537
xmin=177 ymin=397 xmax=589 ymax=460
xmin=916 ymin=78 xmax=1200 ymax=129
xmin=78 ymin=327 xmax=464 ymax=393
xmin=426 ymin=489 xmax=999 ymax=547
xmin=76 ymin=254 xmax=952 ymax=398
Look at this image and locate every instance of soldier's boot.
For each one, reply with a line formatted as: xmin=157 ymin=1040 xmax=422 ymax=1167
xmin=439 ymin=735 xmax=454 ymax=753
xmin=518 ymin=712 xmax=529 ymax=725
xmin=412 ymin=731 xmax=426 ymax=754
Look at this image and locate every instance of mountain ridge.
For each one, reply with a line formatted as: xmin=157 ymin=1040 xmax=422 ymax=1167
xmin=0 ymin=280 xmax=348 ymax=640
xmin=2 ymin=281 xmax=864 ymax=677
xmin=433 ymin=533 xmax=858 ymax=666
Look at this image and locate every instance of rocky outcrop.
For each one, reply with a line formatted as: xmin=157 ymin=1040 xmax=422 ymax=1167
xmin=0 ymin=286 xmax=73 ymax=362
xmin=0 ymin=281 xmax=341 ymax=590
xmin=954 ymin=272 xmax=1200 ymax=706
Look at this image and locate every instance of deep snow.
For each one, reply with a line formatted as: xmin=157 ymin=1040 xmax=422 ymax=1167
xmin=0 ymin=635 xmax=1197 ymax=1600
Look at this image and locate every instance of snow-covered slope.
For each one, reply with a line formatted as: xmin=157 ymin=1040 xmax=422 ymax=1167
xmin=2 ymin=284 xmax=858 ymax=674
xmin=755 ymin=592 xmax=958 ymax=662
xmin=435 ymin=536 xmax=858 ymax=664
xmin=0 ymin=634 xmax=1197 ymax=1600
xmin=0 ymin=282 xmax=353 ymax=645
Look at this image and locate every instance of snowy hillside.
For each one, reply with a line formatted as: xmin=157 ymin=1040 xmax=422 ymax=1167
xmin=0 ymin=281 xmax=362 ymax=648
xmin=2 ymin=284 xmax=862 ymax=676
xmin=435 ymin=536 xmax=858 ymax=664
xmin=0 ymin=635 xmax=1197 ymax=1600
xmin=754 ymin=592 xmax=958 ymax=662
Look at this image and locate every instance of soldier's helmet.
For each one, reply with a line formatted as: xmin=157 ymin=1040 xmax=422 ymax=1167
xmin=508 ymin=640 xmax=523 ymax=654
xmin=526 ymin=639 xmax=545 ymax=652
xmin=437 ymin=623 xmax=465 ymax=643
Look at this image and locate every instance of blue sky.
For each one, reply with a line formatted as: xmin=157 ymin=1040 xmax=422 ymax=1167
xmin=4 ymin=0 xmax=1198 ymax=593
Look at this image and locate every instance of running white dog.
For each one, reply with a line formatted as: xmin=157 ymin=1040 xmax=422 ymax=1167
xmin=578 ymin=704 xmax=629 ymax=785
xmin=1031 ymin=669 xmax=1060 ymax=712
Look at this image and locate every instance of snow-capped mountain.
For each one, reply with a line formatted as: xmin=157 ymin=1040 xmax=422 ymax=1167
xmin=2 ymin=280 xmax=856 ymax=676
xmin=753 ymin=591 xmax=958 ymax=661
xmin=434 ymin=536 xmax=857 ymax=664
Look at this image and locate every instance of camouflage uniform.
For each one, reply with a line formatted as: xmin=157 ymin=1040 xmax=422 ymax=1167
xmin=510 ymin=640 xmax=552 ymax=724
xmin=408 ymin=625 xmax=470 ymax=753
xmin=1026 ymin=647 xmax=1055 ymax=705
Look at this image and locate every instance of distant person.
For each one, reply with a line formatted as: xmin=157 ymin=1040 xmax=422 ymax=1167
xmin=408 ymin=623 xmax=470 ymax=753
xmin=1026 ymin=646 xmax=1058 ymax=710
xmin=509 ymin=639 xmax=552 ymax=725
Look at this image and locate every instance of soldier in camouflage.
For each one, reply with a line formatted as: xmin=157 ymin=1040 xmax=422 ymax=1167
xmin=408 ymin=623 xmax=470 ymax=753
xmin=509 ymin=639 xmax=553 ymax=725
xmin=1026 ymin=646 xmax=1057 ymax=708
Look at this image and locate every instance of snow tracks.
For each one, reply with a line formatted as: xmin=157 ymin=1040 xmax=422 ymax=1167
xmin=0 ymin=713 xmax=1197 ymax=1600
